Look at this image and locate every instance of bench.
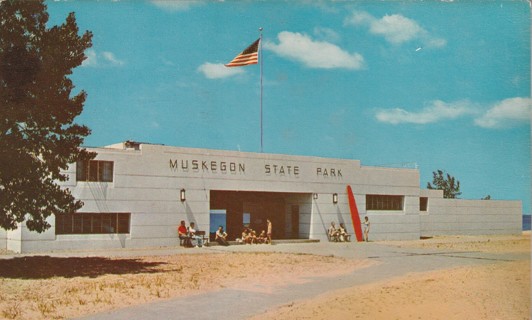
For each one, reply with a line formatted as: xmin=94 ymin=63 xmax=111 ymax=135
xmin=195 ymin=231 xmax=209 ymax=246
xmin=179 ymin=235 xmax=193 ymax=247
xmin=179 ymin=230 xmax=209 ymax=247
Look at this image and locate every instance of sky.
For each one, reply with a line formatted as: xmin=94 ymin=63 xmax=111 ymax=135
xmin=46 ymin=1 xmax=531 ymax=214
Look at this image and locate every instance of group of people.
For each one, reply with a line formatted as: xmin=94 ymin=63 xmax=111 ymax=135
xmin=328 ymin=216 xmax=370 ymax=242
xmin=236 ymin=219 xmax=272 ymax=245
xmin=178 ymin=219 xmax=272 ymax=247
xmin=177 ymin=220 xmax=205 ymax=248
xmin=328 ymin=222 xmax=351 ymax=242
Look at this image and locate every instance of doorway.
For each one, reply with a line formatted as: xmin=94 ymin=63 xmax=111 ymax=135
xmin=209 ymin=190 xmax=307 ymax=241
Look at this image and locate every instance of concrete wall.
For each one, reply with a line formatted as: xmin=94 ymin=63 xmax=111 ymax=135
xmin=420 ymin=197 xmax=522 ymax=236
xmin=6 ymin=223 xmax=22 ymax=253
xmin=0 ymin=227 xmax=6 ymax=250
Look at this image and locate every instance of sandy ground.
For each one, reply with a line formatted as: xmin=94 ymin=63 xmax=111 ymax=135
xmin=251 ymin=233 xmax=531 ymax=320
xmin=0 ymin=233 xmax=529 ymax=320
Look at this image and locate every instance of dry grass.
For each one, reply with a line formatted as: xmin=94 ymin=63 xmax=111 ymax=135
xmin=0 ymin=252 xmax=364 ymax=319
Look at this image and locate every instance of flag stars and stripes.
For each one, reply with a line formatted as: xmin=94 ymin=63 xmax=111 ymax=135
xmin=225 ymin=38 xmax=260 ymax=67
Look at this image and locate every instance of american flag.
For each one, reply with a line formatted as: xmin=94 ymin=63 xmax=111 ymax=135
xmin=225 ymin=38 xmax=260 ymax=67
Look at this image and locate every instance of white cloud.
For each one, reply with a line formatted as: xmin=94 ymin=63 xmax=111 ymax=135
xmin=197 ymin=62 xmax=245 ymax=79
xmin=474 ymin=97 xmax=531 ymax=129
xmin=345 ymin=11 xmax=446 ymax=48
xmin=375 ymin=100 xmax=476 ymax=124
xmin=82 ymin=49 xmax=124 ymax=67
xmin=101 ymin=51 xmax=124 ymax=66
xmin=264 ymin=31 xmax=364 ymax=70
xmin=82 ymin=49 xmax=97 ymax=67
xmin=150 ymin=0 xmax=202 ymax=11
xmin=375 ymin=97 xmax=531 ymax=129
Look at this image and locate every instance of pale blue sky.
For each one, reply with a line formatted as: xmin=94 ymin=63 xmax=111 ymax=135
xmin=46 ymin=1 xmax=531 ymax=214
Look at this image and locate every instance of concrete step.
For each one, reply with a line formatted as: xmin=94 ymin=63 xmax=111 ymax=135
xmin=207 ymin=239 xmax=320 ymax=247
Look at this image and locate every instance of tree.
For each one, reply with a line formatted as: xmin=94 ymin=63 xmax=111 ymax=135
xmin=0 ymin=1 xmax=94 ymax=232
xmin=481 ymin=195 xmax=491 ymax=200
xmin=427 ymin=170 xmax=462 ymax=199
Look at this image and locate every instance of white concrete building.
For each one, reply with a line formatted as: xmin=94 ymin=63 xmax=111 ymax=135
xmin=1 ymin=141 xmax=522 ymax=253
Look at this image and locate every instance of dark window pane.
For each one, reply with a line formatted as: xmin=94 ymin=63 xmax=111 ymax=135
xmin=55 ymin=213 xmax=130 ymax=235
xmin=366 ymin=195 xmax=404 ymax=211
xmin=420 ymin=197 xmax=428 ymax=211
xmin=73 ymin=214 xmax=82 ymax=233
xmin=76 ymin=161 xmax=87 ymax=181
xmin=101 ymin=213 xmax=114 ymax=233
xmin=117 ymin=213 xmax=130 ymax=233
xmin=92 ymin=215 xmax=102 ymax=233
xmin=89 ymin=161 xmax=99 ymax=181
xmin=82 ymin=215 xmax=92 ymax=233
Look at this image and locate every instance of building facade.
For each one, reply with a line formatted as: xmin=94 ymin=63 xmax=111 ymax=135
xmin=1 ymin=142 xmax=522 ymax=253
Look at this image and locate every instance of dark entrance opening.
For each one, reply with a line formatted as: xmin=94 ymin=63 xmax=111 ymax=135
xmin=210 ymin=190 xmax=307 ymax=241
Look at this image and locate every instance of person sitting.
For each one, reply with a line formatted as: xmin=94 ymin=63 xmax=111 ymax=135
xmin=242 ymin=228 xmax=251 ymax=244
xmin=215 ymin=226 xmax=230 ymax=246
xmin=257 ymin=230 xmax=266 ymax=244
xmin=178 ymin=220 xmax=192 ymax=247
xmin=338 ymin=223 xmax=351 ymax=242
xmin=188 ymin=222 xmax=204 ymax=248
xmin=328 ymin=222 xmax=340 ymax=242
xmin=249 ymin=229 xmax=258 ymax=244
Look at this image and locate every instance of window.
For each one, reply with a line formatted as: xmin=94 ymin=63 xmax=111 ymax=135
xmin=76 ymin=160 xmax=114 ymax=182
xmin=366 ymin=195 xmax=404 ymax=211
xmin=55 ymin=212 xmax=130 ymax=235
xmin=420 ymin=197 xmax=428 ymax=212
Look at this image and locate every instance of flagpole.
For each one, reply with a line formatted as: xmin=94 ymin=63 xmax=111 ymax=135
xmin=259 ymin=27 xmax=263 ymax=153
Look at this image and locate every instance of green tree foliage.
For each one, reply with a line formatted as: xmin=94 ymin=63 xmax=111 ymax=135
xmin=0 ymin=0 xmax=94 ymax=232
xmin=427 ymin=170 xmax=462 ymax=199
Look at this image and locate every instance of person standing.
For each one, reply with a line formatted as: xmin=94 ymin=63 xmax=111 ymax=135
xmin=266 ymin=219 xmax=272 ymax=245
xmin=362 ymin=216 xmax=370 ymax=242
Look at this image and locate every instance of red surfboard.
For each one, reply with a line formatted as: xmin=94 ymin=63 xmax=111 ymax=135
xmin=347 ymin=185 xmax=364 ymax=242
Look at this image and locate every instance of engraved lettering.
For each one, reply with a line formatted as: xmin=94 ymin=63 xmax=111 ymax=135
xmin=170 ymin=159 xmax=178 ymax=170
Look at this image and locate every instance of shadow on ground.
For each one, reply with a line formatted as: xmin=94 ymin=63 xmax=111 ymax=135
xmin=0 ymin=256 xmax=167 ymax=279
